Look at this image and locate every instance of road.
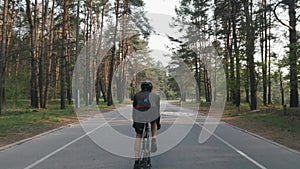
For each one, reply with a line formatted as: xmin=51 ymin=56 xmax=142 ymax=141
xmin=0 ymin=103 xmax=299 ymax=169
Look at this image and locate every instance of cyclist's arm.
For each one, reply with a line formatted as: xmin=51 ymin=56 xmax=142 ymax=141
xmin=157 ymin=95 xmax=160 ymax=114
xmin=133 ymin=95 xmax=137 ymax=108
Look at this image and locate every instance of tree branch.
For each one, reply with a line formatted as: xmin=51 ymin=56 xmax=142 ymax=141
xmin=273 ymin=1 xmax=294 ymax=30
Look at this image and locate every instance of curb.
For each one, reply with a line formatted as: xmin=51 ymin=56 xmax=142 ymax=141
xmin=224 ymin=122 xmax=300 ymax=155
xmin=0 ymin=123 xmax=76 ymax=152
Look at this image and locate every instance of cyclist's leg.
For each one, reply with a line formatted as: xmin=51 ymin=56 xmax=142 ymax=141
xmin=150 ymin=118 xmax=160 ymax=153
xmin=150 ymin=122 xmax=157 ymax=139
xmin=133 ymin=122 xmax=144 ymax=161
xmin=134 ymin=133 xmax=142 ymax=161
xmin=150 ymin=117 xmax=160 ymax=138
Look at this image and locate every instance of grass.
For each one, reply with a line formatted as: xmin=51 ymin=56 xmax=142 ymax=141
xmin=224 ymin=103 xmax=300 ymax=131
xmin=0 ymin=99 xmax=117 ymax=146
xmin=170 ymin=100 xmax=211 ymax=110
xmin=225 ymin=105 xmax=300 ymax=133
xmin=0 ymin=100 xmax=75 ymax=138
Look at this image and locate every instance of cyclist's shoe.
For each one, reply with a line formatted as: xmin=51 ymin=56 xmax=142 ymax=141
xmin=133 ymin=162 xmax=140 ymax=169
xmin=151 ymin=138 xmax=157 ymax=152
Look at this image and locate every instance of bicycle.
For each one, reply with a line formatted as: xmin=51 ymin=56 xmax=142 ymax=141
xmin=138 ymin=122 xmax=152 ymax=169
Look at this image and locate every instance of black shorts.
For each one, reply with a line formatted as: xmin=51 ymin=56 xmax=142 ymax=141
xmin=133 ymin=117 xmax=161 ymax=134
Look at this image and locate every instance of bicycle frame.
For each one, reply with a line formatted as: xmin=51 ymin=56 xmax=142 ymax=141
xmin=138 ymin=123 xmax=151 ymax=169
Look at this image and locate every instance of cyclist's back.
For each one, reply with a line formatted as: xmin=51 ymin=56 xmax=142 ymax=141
xmin=133 ymin=90 xmax=160 ymax=123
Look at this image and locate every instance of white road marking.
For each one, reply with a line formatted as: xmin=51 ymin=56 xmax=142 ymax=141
xmin=198 ymin=123 xmax=268 ymax=169
xmin=161 ymin=111 xmax=197 ymax=117
xmin=24 ymin=115 xmax=120 ymax=169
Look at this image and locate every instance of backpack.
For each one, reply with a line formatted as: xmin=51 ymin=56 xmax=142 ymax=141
xmin=134 ymin=92 xmax=151 ymax=111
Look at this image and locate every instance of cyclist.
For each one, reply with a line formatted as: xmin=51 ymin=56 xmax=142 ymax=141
xmin=132 ymin=81 xmax=161 ymax=169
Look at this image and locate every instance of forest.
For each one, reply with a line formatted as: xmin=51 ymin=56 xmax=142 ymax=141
xmin=0 ymin=0 xmax=299 ymax=115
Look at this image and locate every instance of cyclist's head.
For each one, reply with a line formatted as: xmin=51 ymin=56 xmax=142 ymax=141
xmin=141 ymin=81 xmax=153 ymax=92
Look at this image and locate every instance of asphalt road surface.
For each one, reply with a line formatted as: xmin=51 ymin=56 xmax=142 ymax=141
xmin=0 ymin=103 xmax=299 ymax=169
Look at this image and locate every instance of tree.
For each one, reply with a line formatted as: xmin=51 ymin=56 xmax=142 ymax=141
xmin=74 ymin=0 xmax=81 ymax=109
xmin=0 ymin=0 xmax=9 ymax=115
xmin=231 ymin=1 xmax=242 ymax=108
xmin=38 ymin=0 xmax=49 ymax=108
xmin=106 ymin=0 xmax=150 ymax=106
xmin=26 ymin=0 xmax=40 ymax=109
xmin=173 ymin=0 xmax=211 ymax=103
xmin=214 ymin=0 xmax=232 ymax=102
xmin=95 ymin=0 xmax=108 ymax=105
xmin=242 ymin=0 xmax=257 ymax=110
xmin=107 ymin=0 xmax=120 ymax=106
xmin=274 ymin=0 xmax=299 ymax=107
xmin=257 ymin=0 xmax=268 ymax=106
xmin=61 ymin=0 xmax=69 ymax=109
xmin=44 ymin=0 xmax=55 ymax=108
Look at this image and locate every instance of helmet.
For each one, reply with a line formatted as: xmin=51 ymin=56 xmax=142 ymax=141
xmin=141 ymin=81 xmax=153 ymax=91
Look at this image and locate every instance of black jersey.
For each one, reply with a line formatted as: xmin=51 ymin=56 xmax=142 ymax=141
xmin=132 ymin=91 xmax=160 ymax=123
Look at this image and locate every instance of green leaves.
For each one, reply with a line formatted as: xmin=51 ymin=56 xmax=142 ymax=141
xmin=129 ymin=0 xmax=144 ymax=7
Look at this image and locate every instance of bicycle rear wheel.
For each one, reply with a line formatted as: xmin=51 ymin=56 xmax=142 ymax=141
xmin=139 ymin=156 xmax=151 ymax=169
xmin=139 ymin=123 xmax=151 ymax=169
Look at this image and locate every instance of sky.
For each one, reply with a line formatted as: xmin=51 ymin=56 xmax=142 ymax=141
xmin=143 ymin=0 xmax=180 ymax=66
xmin=144 ymin=0 xmax=179 ymax=16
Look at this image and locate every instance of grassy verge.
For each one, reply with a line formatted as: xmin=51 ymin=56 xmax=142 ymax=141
xmin=0 ymin=99 xmax=117 ymax=147
xmin=223 ymin=103 xmax=300 ymax=152
xmin=224 ymin=103 xmax=300 ymax=133
xmin=169 ymin=100 xmax=210 ymax=113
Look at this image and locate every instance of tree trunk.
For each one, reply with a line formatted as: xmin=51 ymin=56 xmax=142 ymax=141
xmin=40 ymin=0 xmax=49 ymax=108
xmin=26 ymin=0 xmax=40 ymax=109
xmin=263 ymin=0 xmax=268 ymax=106
xmin=7 ymin=1 xmax=15 ymax=79
xmin=89 ymin=0 xmax=94 ymax=105
xmin=67 ymin=31 xmax=72 ymax=105
xmin=107 ymin=0 xmax=120 ymax=106
xmin=195 ymin=57 xmax=200 ymax=103
xmin=61 ymin=0 xmax=69 ymax=109
xmin=85 ymin=4 xmax=91 ymax=106
xmin=273 ymin=0 xmax=299 ymax=107
xmin=225 ymin=25 xmax=230 ymax=102
xmin=53 ymin=52 xmax=60 ymax=99
xmin=117 ymin=15 xmax=130 ymax=104
xmin=204 ymin=67 xmax=210 ymax=102
xmin=288 ymin=0 xmax=299 ymax=107
xmin=279 ymin=71 xmax=285 ymax=106
xmin=245 ymin=68 xmax=250 ymax=103
xmin=242 ymin=0 xmax=257 ymax=110
xmin=95 ymin=0 xmax=107 ymax=105
xmin=268 ymin=7 xmax=272 ymax=105
xmin=0 ymin=0 xmax=9 ymax=115
xmin=74 ymin=0 xmax=80 ymax=109
xmin=232 ymin=1 xmax=240 ymax=108
xmin=260 ymin=1 xmax=267 ymax=106
xmin=44 ymin=0 xmax=55 ymax=108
